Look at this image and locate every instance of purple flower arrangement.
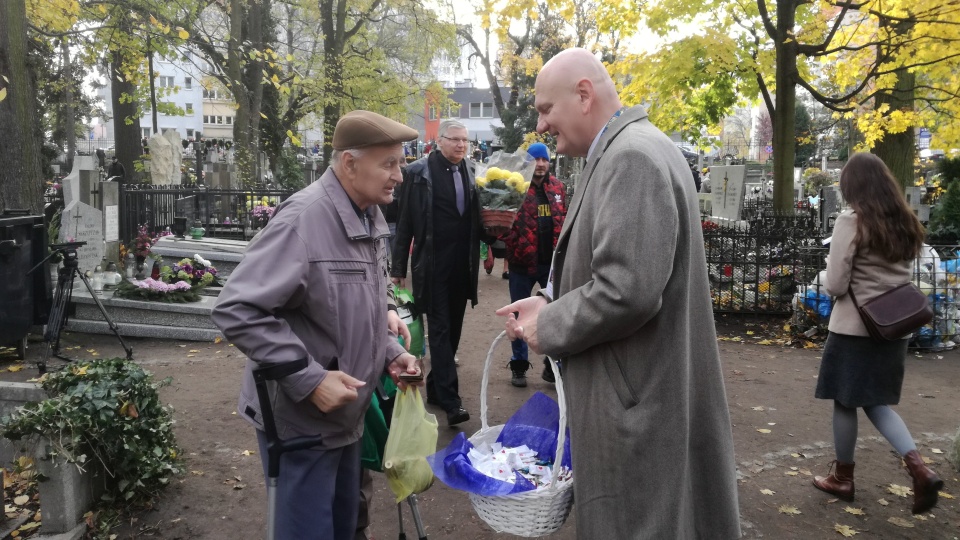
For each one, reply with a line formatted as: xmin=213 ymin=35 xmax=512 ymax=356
xmin=252 ymin=205 xmax=275 ymax=220
xmin=133 ymin=278 xmax=192 ymax=293
xmin=164 ymin=254 xmax=219 ymax=287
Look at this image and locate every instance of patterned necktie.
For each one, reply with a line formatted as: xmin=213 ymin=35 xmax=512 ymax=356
xmin=452 ymin=166 xmax=465 ymax=215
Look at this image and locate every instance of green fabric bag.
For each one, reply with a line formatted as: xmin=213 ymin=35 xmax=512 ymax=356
xmin=395 ymin=287 xmax=425 ymax=358
xmin=361 ymin=375 xmax=397 ymax=472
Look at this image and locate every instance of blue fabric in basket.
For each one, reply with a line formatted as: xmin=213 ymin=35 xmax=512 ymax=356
xmin=426 ymin=391 xmax=572 ymax=496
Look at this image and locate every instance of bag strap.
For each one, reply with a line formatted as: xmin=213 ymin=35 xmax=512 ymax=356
xmin=846 ymin=284 xmax=861 ymax=310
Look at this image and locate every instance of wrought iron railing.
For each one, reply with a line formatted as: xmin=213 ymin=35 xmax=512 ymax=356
xmin=791 ymin=244 xmax=960 ymax=350
xmin=118 ymin=184 xmax=297 ymax=244
xmin=702 ymin=213 xmax=824 ymax=314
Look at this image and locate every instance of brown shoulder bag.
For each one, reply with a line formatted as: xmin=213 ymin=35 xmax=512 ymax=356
xmin=847 ymin=283 xmax=933 ymax=341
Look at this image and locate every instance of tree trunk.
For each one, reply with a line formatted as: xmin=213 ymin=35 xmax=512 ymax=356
xmin=61 ymin=39 xmax=76 ymax=174
xmin=872 ymin=17 xmax=916 ymax=190
xmin=228 ymin=0 xmax=266 ymax=187
xmin=771 ymin=0 xmax=798 ymax=214
xmin=111 ymin=49 xmax=142 ymax=183
xmin=0 ymin=0 xmax=43 ymax=213
xmin=319 ymin=0 xmax=343 ymax=171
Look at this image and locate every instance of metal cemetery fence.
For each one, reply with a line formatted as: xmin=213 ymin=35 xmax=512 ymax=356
xmin=702 ymin=212 xmax=824 ymax=314
xmin=119 ymin=184 xmax=297 ymax=244
xmin=792 ymin=245 xmax=960 ymax=350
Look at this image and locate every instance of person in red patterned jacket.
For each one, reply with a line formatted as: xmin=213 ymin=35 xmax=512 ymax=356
xmin=500 ymin=142 xmax=567 ymax=387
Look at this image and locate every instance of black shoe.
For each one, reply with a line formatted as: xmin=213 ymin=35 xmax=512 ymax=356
xmin=446 ymin=407 xmax=470 ymax=426
xmin=501 ymin=272 xmax=509 ymax=280
xmin=511 ymin=369 xmax=527 ymax=388
xmin=541 ymin=361 xmax=556 ymax=383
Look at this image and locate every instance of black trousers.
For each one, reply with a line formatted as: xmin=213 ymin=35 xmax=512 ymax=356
xmin=425 ymin=248 xmax=470 ymax=413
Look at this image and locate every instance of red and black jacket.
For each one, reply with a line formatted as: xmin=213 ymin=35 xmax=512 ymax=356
xmin=501 ymin=176 xmax=567 ymax=276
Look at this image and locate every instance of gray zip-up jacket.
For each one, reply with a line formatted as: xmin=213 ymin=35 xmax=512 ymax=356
xmin=212 ymin=168 xmax=407 ymax=449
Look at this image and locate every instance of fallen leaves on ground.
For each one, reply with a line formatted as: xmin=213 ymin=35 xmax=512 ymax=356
xmin=756 ymin=428 xmax=772 ymax=434
xmin=778 ymin=505 xmax=801 ymax=515
xmin=13 ymin=495 xmax=28 ymax=505
xmin=834 ymin=523 xmax=858 ymax=536
xmin=760 ymin=489 xmax=775 ymax=495
xmin=888 ymin=517 xmax=914 ymax=528
xmin=930 ymin=448 xmax=943 ymax=454
xmin=877 ymin=498 xmax=889 ymax=506
xmin=939 ymin=491 xmax=954 ymax=499
xmin=888 ymin=484 xmax=912 ymax=497
xmin=844 ymin=507 xmax=865 ymax=516
xmin=752 ymin=406 xmax=765 ymax=411
xmin=241 ymin=450 xmax=255 ymax=456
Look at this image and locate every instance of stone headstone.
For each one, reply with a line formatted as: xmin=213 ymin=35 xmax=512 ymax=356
xmin=61 ymin=155 xmax=96 ymax=205
xmin=149 ymin=133 xmax=175 ymax=185
xmin=176 ymin=195 xmax=197 ymax=223
xmin=164 ymin=129 xmax=183 ymax=185
xmin=60 ymin=201 xmax=105 ymax=274
xmin=904 ymin=186 xmax=923 ymax=209
xmin=710 ymin=165 xmax=747 ymax=221
xmin=820 ymin=185 xmax=843 ymax=232
xmin=698 ymin=193 xmax=713 ymax=216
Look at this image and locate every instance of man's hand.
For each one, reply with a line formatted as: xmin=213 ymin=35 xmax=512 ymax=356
xmin=308 ymin=372 xmax=366 ymax=413
xmin=387 ymin=309 xmax=411 ymax=350
xmin=387 ymin=353 xmax=423 ymax=391
xmin=495 ymin=295 xmax=547 ymax=354
xmin=391 ymin=277 xmax=405 ymax=289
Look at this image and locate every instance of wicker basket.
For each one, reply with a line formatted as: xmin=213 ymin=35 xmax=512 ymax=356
xmin=467 ymin=331 xmax=574 ymax=537
xmin=480 ymin=208 xmax=518 ymax=230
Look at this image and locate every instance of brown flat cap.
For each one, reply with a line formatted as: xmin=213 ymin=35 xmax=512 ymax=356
xmin=332 ymin=110 xmax=419 ymax=150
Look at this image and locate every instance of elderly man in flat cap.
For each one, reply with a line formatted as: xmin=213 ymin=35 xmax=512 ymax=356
xmin=212 ymin=110 xmax=423 ymax=540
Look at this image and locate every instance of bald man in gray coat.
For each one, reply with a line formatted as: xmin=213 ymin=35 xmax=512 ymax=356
xmin=499 ymin=48 xmax=741 ymax=538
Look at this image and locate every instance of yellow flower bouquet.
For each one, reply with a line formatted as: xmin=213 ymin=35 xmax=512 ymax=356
xmin=475 ymin=150 xmax=536 ymax=230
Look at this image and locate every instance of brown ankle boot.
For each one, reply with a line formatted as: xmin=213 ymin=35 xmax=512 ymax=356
xmin=903 ymin=450 xmax=944 ymax=514
xmin=813 ymin=460 xmax=855 ymax=501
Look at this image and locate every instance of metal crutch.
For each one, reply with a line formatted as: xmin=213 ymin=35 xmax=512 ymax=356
xmin=396 ymin=493 xmax=428 ymax=539
xmin=252 ymin=358 xmax=325 ymax=540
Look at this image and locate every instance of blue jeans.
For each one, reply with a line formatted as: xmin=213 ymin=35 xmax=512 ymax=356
xmin=509 ymin=263 xmax=551 ymax=368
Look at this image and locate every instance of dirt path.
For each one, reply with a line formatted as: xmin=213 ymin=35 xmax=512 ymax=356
xmin=3 ymin=271 xmax=959 ymax=539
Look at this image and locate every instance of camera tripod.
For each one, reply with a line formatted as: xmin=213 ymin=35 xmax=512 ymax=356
xmin=29 ymin=242 xmax=133 ymax=373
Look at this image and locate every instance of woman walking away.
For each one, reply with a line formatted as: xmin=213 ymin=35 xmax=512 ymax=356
xmin=813 ymin=153 xmax=944 ymax=514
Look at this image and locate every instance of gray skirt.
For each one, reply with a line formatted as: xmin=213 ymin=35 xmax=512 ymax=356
xmin=815 ymin=332 xmax=907 ymax=408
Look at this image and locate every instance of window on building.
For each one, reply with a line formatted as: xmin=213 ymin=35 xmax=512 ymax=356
xmin=225 ymin=116 xmax=232 ymax=125
xmin=185 ymin=103 xmax=194 ymax=114
xmin=141 ymin=128 xmax=151 ymax=138
xmin=447 ymin=104 xmax=458 ymax=118
xmin=184 ymin=77 xmax=192 ymax=89
xmin=203 ymin=115 xmax=209 ymax=124
xmin=158 ymin=76 xmax=175 ymax=88
xmin=428 ymin=105 xmax=437 ymax=121
xmin=187 ymin=128 xmax=194 ymax=137
xmin=469 ymin=102 xmax=494 ymax=118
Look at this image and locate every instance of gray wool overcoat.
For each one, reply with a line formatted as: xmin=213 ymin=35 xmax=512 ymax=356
xmin=538 ymin=106 xmax=742 ymax=539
